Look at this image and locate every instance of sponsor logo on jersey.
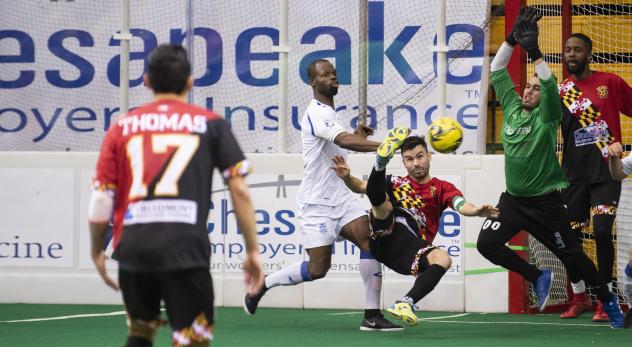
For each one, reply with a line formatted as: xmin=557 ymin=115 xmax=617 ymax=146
xmin=125 ymin=199 xmax=198 ymax=225
xmin=573 ymin=120 xmax=610 ymax=147
xmin=503 ymin=124 xmax=531 ymax=136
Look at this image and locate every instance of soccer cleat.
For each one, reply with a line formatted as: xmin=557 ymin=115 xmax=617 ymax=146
xmin=243 ymin=284 xmax=267 ymax=316
xmin=386 ymin=302 xmax=418 ymax=326
xmin=601 ymin=295 xmax=625 ymax=328
xmin=377 ymin=127 xmax=411 ymax=160
xmin=360 ymin=314 xmax=404 ymax=331
xmin=592 ymin=302 xmax=609 ymax=322
xmin=559 ymin=292 xmax=592 ymax=319
xmin=534 ymin=269 xmax=553 ymax=312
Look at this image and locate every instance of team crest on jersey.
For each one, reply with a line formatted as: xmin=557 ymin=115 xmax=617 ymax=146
xmin=596 ymin=85 xmax=608 ymax=99
xmin=429 ymin=186 xmax=437 ymax=198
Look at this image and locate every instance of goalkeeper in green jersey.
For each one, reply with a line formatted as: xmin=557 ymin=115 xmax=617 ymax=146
xmin=475 ymin=6 xmax=624 ymax=328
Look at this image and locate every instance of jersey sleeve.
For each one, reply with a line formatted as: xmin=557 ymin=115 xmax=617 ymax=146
xmin=538 ymin=75 xmax=563 ymax=124
xmin=622 ymin=155 xmax=632 ymax=176
xmin=308 ymin=109 xmax=346 ymax=142
xmin=439 ymin=180 xmax=464 ymax=211
xmin=92 ymin=125 xmax=120 ymax=192
xmin=491 ymin=68 xmax=522 ymax=127
xmin=209 ymin=119 xmax=251 ymax=179
xmin=615 ymin=75 xmax=632 ymax=117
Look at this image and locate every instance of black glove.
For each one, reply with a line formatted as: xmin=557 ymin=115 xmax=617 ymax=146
xmin=505 ymin=6 xmax=533 ymax=46
xmin=505 ymin=6 xmax=542 ymax=46
xmin=515 ymin=9 xmax=543 ymax=61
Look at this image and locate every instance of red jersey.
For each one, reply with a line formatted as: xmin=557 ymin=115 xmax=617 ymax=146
xmin=386 ymin=175 xmax=463 ymax=242
xmin=93 ymin=99 xmax=249 ymax=271
xmin=559 ymin=71 xmax=632 ymax=184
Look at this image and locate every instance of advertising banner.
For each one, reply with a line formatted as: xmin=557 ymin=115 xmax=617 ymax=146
xmin=1 ymin=0 xmax=488 ymax=153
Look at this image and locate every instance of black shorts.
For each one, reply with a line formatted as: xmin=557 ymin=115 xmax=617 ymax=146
xmin=119 ymin=268 xmax=214 ymax=331
xmin=369 ymin=213 xmax=435 ymax=276
xmin=480 ymin=191 xmax=582 ymax=258
xmin=562 ymin=180 xmax=621 ymax=226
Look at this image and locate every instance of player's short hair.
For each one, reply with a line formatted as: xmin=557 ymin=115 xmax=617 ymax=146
xmin=568 ymin=33 xmax=593 ymax=52
xmin=400 ymin=135 xmax=428 ymax=154
xmin=307 ymin=59 xmax=331 ymax=81
xmin=147 ymin=44 xmax=191 ymax=94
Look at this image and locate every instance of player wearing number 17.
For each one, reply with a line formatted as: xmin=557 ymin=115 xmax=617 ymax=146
xmin=87 ymin=44 xmax=264 ymax=347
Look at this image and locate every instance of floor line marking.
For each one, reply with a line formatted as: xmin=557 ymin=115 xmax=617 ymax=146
xmin=421 ymin=313 xmax=470 ymax=320
xmin=1 ymin=311 xmax=127 ymax=323
xmin=423 ymin=319 xmax=613 ymax=328
xmin=325 ymin=311 xmax=362 ymax=316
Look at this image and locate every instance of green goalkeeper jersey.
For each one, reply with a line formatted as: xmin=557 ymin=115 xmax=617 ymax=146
xmin=492 ymin=68 xmax=569 ymax=197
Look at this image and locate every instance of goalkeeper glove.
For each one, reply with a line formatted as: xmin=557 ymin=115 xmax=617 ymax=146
xmin=515 ymin=8 xmax=544 ymax=61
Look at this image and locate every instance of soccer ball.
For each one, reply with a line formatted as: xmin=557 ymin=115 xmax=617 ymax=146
xmin=427 ymin=117 xmax=463 ymax=153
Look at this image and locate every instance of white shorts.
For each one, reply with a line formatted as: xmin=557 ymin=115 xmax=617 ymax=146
xmin=298 ymin=197 xmax=367 ymax=249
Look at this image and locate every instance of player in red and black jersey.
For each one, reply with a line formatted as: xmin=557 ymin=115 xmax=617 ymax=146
xmin=87 ymin=44 xmax=264 ymax=347
xmin=332 ymin=134 xmax=498 ymax=326
xmin=558 ymin=33 xmax=632 ymax=321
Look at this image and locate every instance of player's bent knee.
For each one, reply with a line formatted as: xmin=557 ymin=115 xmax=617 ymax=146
xmin=427 ymin=248 xmax=451 ymax=269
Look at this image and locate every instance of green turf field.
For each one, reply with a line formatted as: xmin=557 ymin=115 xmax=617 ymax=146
xmin=0 ymin=304 xmax=629 ymax=346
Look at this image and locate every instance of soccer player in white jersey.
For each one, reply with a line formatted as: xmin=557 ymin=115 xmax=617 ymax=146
xmin=606 ymin=141 xmax=632 ymax=327
xmin=244 ymin=59 xmax=403 ymax=331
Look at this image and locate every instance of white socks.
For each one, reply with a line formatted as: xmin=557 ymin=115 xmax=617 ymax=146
xmin=360 ymin=253 xmax=382 ymax=310
xmin=264 ymin=261 xmax=312 ymax=289
xmin=571 ymin=280 xmax=586 ymax=294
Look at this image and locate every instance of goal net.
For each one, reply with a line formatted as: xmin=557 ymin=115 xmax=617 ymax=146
xmin=520 ymin=0 xmax=632 ymax=312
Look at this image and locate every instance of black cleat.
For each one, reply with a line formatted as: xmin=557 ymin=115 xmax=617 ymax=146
xmin=359 ymin=314 xmax=404 ymax=331
xmin=243 ymin=285 xmax=267 ymax=316
xmin=625 ymin=310 xmax=632 ymax=329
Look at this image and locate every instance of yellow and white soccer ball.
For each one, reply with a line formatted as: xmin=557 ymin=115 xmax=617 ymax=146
xmin=427 ymin=117 xmax=463 ymax=154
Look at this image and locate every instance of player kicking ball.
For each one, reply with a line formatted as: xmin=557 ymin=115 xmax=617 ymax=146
xmin=331 ymin=129 xmax=498 ymax=326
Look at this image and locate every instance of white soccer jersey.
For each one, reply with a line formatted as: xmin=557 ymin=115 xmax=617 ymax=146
xmin=622 ymin=154 xmax=632 ymax=176
xmin=297 ymin=99 xmax=353 ymax=206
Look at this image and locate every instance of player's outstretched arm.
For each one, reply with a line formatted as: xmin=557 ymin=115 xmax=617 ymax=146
xmin=457 ymin=201 xmax=499 ymax=219
xmin=334 ymin=131 xmax=381 ymax=152
xmin=227 ymin=176 xmax=265 ymax=295
xmin=331 ymin=155 xmax=368 ymax=194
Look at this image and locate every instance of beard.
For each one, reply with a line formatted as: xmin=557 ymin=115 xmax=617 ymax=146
xmin=409 ymin=167 xmax=428 ymax=181
xmin=565 ymin=59 xmax=587 ymax=75
xmin=521 ymin=101 xmax=535 ymax=111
